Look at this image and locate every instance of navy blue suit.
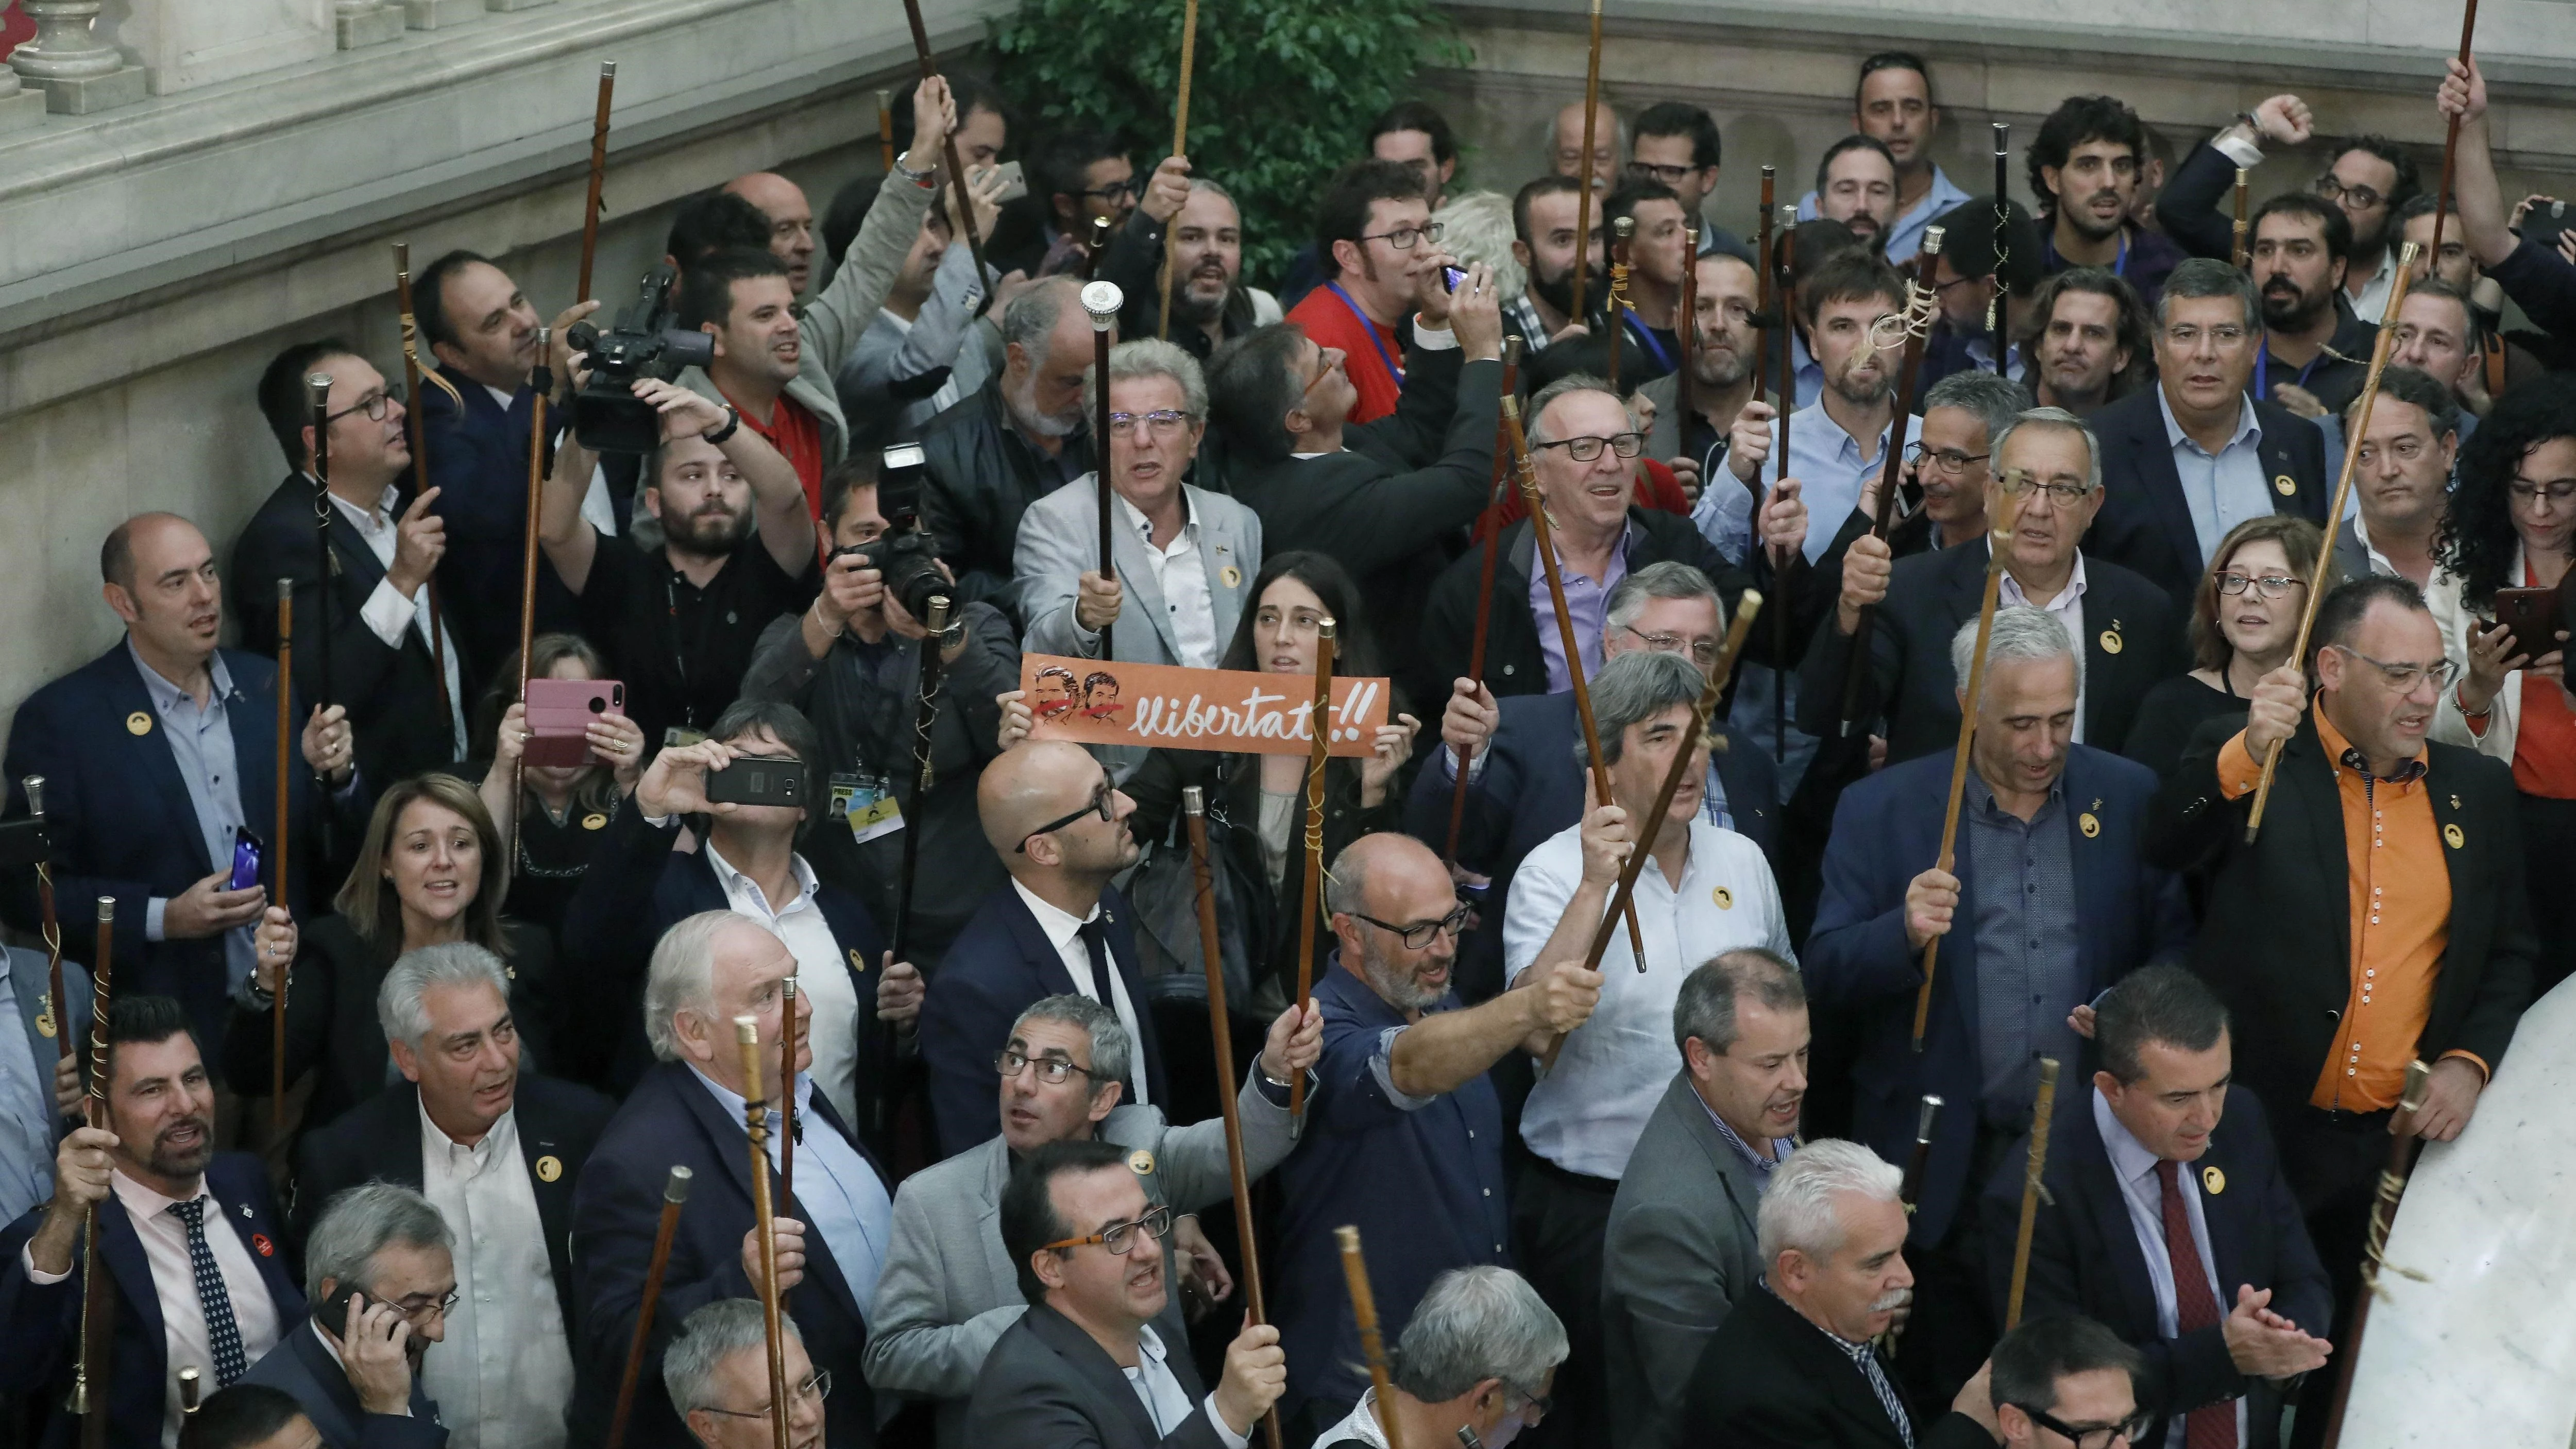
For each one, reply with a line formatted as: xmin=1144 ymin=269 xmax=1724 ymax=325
xmin=917 ymin=882 xmax=1168 ymax=1158
xmin=1804 ymin=745 xmax=2191 ymax=1246
xmin=568 ymin=1062 xmax=886 ymax=1449
xmin=1980 ymin=1088 xmax=2329 ymax=1449
xmin=0 ymin=1151 xmax=305 ymax=1449
xmin=240 ymin=1322 xmax=447 ymax=1449
xmin=417 ymin=368 xmax=584 ymax=686
xmin=1400 ymin=691 xmax=1778 ymax=1003
xmin=2084 ymin=388 xmax=2330 ymax=611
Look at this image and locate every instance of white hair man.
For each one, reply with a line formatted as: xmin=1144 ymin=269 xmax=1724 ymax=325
xmin=665 ymin=1300 xmax=826 ymax=1449
xmin=240 ymin=1183 xmax=456 ymax=1449
xmin=1314 ymin=1266 xmax=1567 ymax=1448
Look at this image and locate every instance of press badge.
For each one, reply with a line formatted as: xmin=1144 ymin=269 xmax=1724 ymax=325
xmin=832 ymin=772 xmax=905 ymax=845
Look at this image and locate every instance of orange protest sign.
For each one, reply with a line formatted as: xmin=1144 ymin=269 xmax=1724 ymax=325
xmin=1020 ymin=655 xmax=1388 ymax=757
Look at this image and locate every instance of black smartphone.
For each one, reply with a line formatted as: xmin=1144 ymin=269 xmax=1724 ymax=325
xmin=319 ymin=1284 xmax=362 ymax=1336
xmin=1442 ymin=265 xmax=1467 ymax=293
xmin=2520 ymin=199 xmax=2572 ymax=252
xmin=229 ymin=829 xmax=264 ymax=893
xmin=2493 ymin=586 xmax=2565 ymax=653
xmin=704 ymin=756 xmax=810 ymax=808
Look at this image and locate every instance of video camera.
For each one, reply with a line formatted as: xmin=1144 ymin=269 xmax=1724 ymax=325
xmin=830 ymin=443 xmax=951 ymax=621
xmin=566 ymin=266 xmax=718 ymax=454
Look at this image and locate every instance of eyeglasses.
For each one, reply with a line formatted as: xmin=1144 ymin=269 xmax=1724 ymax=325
xmin=1359 ymin=220 xmax=1443 ymax=250
xmin=1626 ymin=160 xmax=1696 ymax=186
xmin=994 ymin=1048 xmax=1099 ymax=1085
xmin=1502 ymin=1380 xmax=1553 ymax=1420
xmin=2215 ymin=571 xmax=2306 ymax=600
xmin=2311 ymin=174 xmax=2388 ymax=212
xmin=1045 ymin=1204 xmax=1183 ymax=1256
xmin=2509 ymin=479 xmax=2576 ymax=505
xmin=1107 ymin=410 xmax=1196 ymax=438
xmin=386 ymin=1289 xmax=459 ymax=1321
xmin=697 ymin=1370 xmax=833 ymax=1419
xmin=2325 ymin=644 xmax=2461 ymax=691
xmin=1015 ymin=781 xmax=1116 ymax=853
xmin=1997 ymin=470 xmax=2096 ymax=506
xmin=1079 ymin=179 xmax=1143 ymax=203
xmin=1620 ymin=625 xmax=1721 ymax=664
xmin=2015 ymin=1404 xmax=2148 ymax=1449
xmin=1350 ymin=904 xmax=1473 ymax=950
xmin=325 ymin=381 xmax=408 ymax=425
xmin=1905 ymin=442 xmax=1991 ymax=474
xmin=1533 ymin=432 xmax=1646 ymax=463
xmin=2161 ymin=323 xmax=2250 ymax=352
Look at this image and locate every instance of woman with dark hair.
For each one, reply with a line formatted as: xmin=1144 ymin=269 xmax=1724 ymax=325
xmin=2433 ymin=373 xmax=2576 ymax=990
xmin=472 ymin=633 xmax=649 ymax=941
xmin=226 ymin=773 xmax=556 ymax=1135
xmin=2122 ymin=515 xmax=2327 ymax=780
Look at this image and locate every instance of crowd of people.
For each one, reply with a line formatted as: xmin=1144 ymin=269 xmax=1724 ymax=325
xmin=1 ymin=37 xmax=2570 ymax=1449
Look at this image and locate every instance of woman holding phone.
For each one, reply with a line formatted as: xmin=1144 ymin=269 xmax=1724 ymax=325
xmin=474 ymin=633 xmax=649 ymax=944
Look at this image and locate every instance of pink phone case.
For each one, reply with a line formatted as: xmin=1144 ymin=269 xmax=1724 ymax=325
xmin=524 ymin=678 xmax=624 ymax=768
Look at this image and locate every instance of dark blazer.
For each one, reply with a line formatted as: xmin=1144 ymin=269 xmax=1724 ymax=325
xmin=290 ymin=1075 xmax=615 ymax=1323
xmin=418 ymin=369 xmax=584 ymax=685
xmin=2085 ymin=388 xmax=2329 ymax=609
xmin=1399 ymin=691 xmax=1777 ymax=1002
xmin=0 ymin=1151 xmax=305 ymax=1449
xmin=1805 ymin=745 xmax=2192 ymax=1247
xmin=1 ymin=642 xmax=355 ymax=1054
xmin=918 ymin=882 xmax=1168 ymax=1157
xmin=231 ymin=473 xmax=461 ymax=788
xmin=2154 ymin=141 xmax=2248 ymax=263
xmin=1795 ymin=540 xmax=2184 ymax=761
xmin=240 ymin=1321 xmax=448 ymax=1449
xmin=960 ymin=1301 xmax=1226 ymax=1449
xmin=568 ymin=1062 xmax=888 ymax=1449
xmin=2146 ymin=713 xmax=2536 ymax=1126
xmin=1981 ymin=1087 xmax=2328 ymax=1449
xmin=1680 ymin=1285 xmax=1997 ymax=1449
xmin=919 ymin=375 xmax=1097 ymax=620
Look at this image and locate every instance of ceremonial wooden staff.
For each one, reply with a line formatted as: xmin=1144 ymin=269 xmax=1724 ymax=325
xmin=1540 ymin=592 xmax=1761 ymax=1071
xmin=605 ymin=1166 xmax=694 ymax=1449
xmin=2318 ymin=1060 xmax=2433 ymax=1449
xmin=735 ymin=1018 xmax=792 ymax=1449
xmin=21 ymin=777 xmax=71 ymax=1077
xmin=72 ymin=896 xmax=113 ymax=1449
xmin=877 ymin=90 xmax=896 ymax=173
xmin=1500 ymin=396 xmax=1644 ymax=971
xmin=1081 ymin=282 xmax=1123 ymax=661
xmin=778 ymin=978 xmax=798 ymax=1212
xmin=2230 ymin=168 xmax=2252 ymax=271
xmin=1750 ymin=168 xmax=1776 ymax=401
xmin=392 ymin=245 xmax=455 ymax=730
xmin=1676 ymin=222 xmax=1698 ymax=434
xmin=1084 ymin=215 xmax=1113 ymax=281
xmin=2246 ymin=248 xmax=2418 ymax=840
xmin=509 ymin=331 xmax=555 ymax=879
xmin=898 ymin=0 xmax=993 ymax=292
xmin=1568 ymin=0 xmax=1605 ymax=329
xmin=1155 ymin=0 xmax=1200 ymax=340
xmin=1288 ymin=620 xmax=1335 ymax=1127
xmin=306 ymin=374 xmax=337 ymax=719
xmin=577 ymin=62 xmax=616 ymax=305
xmin=272 ymin=578 xmax=294 ymax=1138
xmin=1604 ymin=216 xmax=1633 ymax=395
xmin=1440 ymin=339 xmax=1524 ymax=874
xmin=1911 ymin=485 xmax=2024 ymax=1051
xmin=2001 ymin=1055 xmax=2060 ymax=1329
xmin=883 ymin=594 xmax=954 ymax=1136
xmin=1836 ymin=226 xmax=1946 ymax=736
xmin=1986 ymin=126 xmax=2009 ymax=354
xmin=1335 ymin=1227 xmax=1406 ymax=1449
xmin=1181 ymin=787 xmax=1286 ymax=1449
xmin=2430 ymin=0 xmax=2482 ymax=258
xmin=1767 ymin=204 xmax=1798 ymax=761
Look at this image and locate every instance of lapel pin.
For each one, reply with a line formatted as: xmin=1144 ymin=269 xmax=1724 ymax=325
xmin=582 ymin=812 xmax=608 ymax=830
xmin=33 ymin=1010 xmax=53 ymax=1038
xmin=126 ymin=711 xmax=152 ymax=736
xmin=2098 ymin=626 xmax=2123 ymax=655
xmin=240 ymin=1203 xmax=255 ymax=1219
xmin=1128 ymin=1148 xmax=1156 ymax=1177
xmin=1221 ymin=565 xmax=1242 ymax=589
xmin=2273 ymin=474 xmax=2296 ymax=497
xmin=1711 ymin=885 xmax=1735 ymax=910
xmin=2079 ymin=812 xmax=2102 ymax=839
xmin=2450 ymin=794 xmax=2462 ymax=811
xmin=2444 ymin=823 xmax=2465 ymax=849
xmin=2201 ymin=1165 xmax=2226 ymax=1195
xmin=535 ymin=1154 xmax=563 ymax=1183
xmin=848 ymin=948 xmax=867 ymax=973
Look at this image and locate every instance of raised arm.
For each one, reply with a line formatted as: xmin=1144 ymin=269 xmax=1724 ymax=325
xmin=807 ymin=77 xmax=955 ymax=368
xmin=632 ymin=378 xmax=815 ymax=575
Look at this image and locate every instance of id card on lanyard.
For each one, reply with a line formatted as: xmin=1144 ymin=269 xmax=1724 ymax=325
xmin=1327 ymin=284 xmax=1405 ymax=392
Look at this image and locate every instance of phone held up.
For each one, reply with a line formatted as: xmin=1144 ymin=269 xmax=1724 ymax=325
xmin=705 ymin=755 xmax=810 ymax=809
xmin=524 ymin=678 xmax=626 ymax=769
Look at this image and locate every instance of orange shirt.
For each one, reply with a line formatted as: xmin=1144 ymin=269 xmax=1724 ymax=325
xmin=2514 ymin=671 xmax=2576 ymax=798
xmin=2217 ymin=705 xmax=2485 ymax=1111
xmin=723 ymin=386 xmax=826 ymax=520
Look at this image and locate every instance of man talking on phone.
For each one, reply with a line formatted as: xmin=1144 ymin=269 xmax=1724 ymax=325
xmin=241 ymin=1182 xmax=453 ymax=1449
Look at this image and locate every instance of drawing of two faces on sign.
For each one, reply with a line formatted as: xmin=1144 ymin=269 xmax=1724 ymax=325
xmin=1031 ymin=664 xmax=1125 ymax=723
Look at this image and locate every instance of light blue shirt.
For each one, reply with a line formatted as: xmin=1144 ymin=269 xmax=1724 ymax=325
xmin=691 ymin=1066 xmax=893 ymax=1320
xmin=1798 ymin=164 xmax=1973 ymax=268
xmin=1530 ymin=531 xmax=1629 ymax=693
xmin=2316 ymin=411 xmax=2475 ymax=514
xmin=2157 ymin=389 xmax=2273 ymax=570
xmin=0 ymin=953 xmax=54 ymax=1223
xmin=130 ymin=641 xmax=259 ymax=995
xmin=2094 ymin=1087 xmax=2246 ymax=1449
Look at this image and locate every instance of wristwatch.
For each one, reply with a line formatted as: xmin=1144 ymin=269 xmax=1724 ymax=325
xmin=893 ymin=154 xmax=937 ymax=189
xmin=702 ymin=402 xmax=741 ymax=446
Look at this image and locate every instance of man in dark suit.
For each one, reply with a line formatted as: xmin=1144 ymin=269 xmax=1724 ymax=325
xmin=1983 ymin=966 xmax=2331 ymax=1449
xmin=2 ymin=514 xmax=358 ymax=1058
xmin=660 ymin=1300 xmax=830 ymax=1449
xmin=0 ymin=997 xmax=305 ymax=1449
xmin=1806 ymin=606 xmax=2190 ymax=1408
xmin=236 ymin=340 xmax=466 ymax=790
xmin=2085 ymin=260 xmax=2329 ymax=610
xmin=242 ymin=1182 xmax=453 ymax=1449
xmin=962 ymin=1139 xmax=1284 ymax=1447
xmin=1681 ymin=1139 xmax=2001 ymax=1447
xmin=1802 ymin=406 xmax=2183 ymax=761
xmin=569 ymin=912 xmax=894 ymax=1449
xmin=921 ymin=741 xmax=1169 ymax=1157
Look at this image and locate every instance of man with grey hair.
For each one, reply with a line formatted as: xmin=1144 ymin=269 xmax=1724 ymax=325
xmin=1101 ymin=166 xmax=1284 ymax=359
xmin=241 ymin=1183 xmax=455 ymax=1449
xmin=1806 ymin=404 xmax=2182 ymax=761
xmin=664 ymin=1301 xmax=826 ymax=1449
xmin=1312 ymin=1266 xmax=1566 ymax=1449
xmin=868 ymin=991 xmax=1318 ymax=1446
xmin=293 ymin=944 xmax=615 ymax=1449
xmin=2087 ymin=257 xmax=2330 ymax=608
xmin=1017 ymin=338 xmax=1263 ymax=678
xmin=1810 ymin=605 xmax=2188 ymax=1410
xmin=921 ymin=275 xmax=1105 ymax=617
xmin=1681 ymin=1139 xmax=2002 ymax=1446
xmin=1604 ymin=947 xmax=1810 ymax=1448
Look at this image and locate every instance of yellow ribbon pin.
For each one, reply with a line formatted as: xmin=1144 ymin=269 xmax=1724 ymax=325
xmin=1221 ymin=565 xmax=1242 ymax=589
xmin=2273 ymin=474 xmax=2296 ymax=497
xmin=850 ymin=948 xmax=868 ymax=973
xmin=126 ymin=711 xmax=152 ymax=736
xmin=2444 ymin=823 xmax=2465 ymax=849
xmin=1128 ymin=1149 xmax=1156 ymax=1177
xmin=34 ymin=1010 xmax=54 ymax=1038
xmin=2079 ymin=812 xmax=2101 ymax=838
xmin=535 ymin=1155 xmax=563 ymax=1183
xmin=581 ymin=813 xmax=608 ymax=831
xmin=2099 ymin=627 xmax=2123 ymax=655
xmin=2201 ymin=1165 xmax=2226 ymax=1196
xmin=1712 ymin=885 xmax=1734 ymax=910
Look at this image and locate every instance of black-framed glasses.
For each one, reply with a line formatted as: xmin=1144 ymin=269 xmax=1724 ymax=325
xmin=2311 ymin=174 xmax=2388 ymax=212
xmin=1045 ymin=1204 xmax=1183 ymax=1256
xmin=325 ymin=380 xmax=407 ymax=425
xmin=1626 ymin=160 xmax=1696 ymax=186
xmin=2509 ymin=479 xmax=2576 ymax=505
xmin=1359 ymin=220 xmax=1443 ymax=250
xmin=1620 ymin=625 xmax=1721 ymax=664
xmin=1533 ymin=432 xmax=1645 ymax=463
xmin=1502 ymin=1379 xmax=1553 ymax=1421
xmin=1905 ymin=442 xmax=1990 ymax=474
xmin=994 ymin=1048 xmax=1099 ymax=1085
xmin=1350 ymin=905 xmax=1472 ymax=950
xmin=2215 ymin=571 xmax=2305 ymax=600
xmin=1015 ymin=781 xmax=1116 ymax=853
xmin=1079 ymin=179 xmax=1142 ymax=203
xmin=2016 ymin=1403 xmax=2148 ymax=1449
xmin=2324 ymin=643 xmax=2461 ymax=691
xmin=697 ymin=1370 xmax=832 ymax=1419
xmin=1106 ymin=410 xmax=1196 ymax=438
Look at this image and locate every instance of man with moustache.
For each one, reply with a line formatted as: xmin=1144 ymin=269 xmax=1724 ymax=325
xmin=242 ymin=1183 xmax=454 ymax=1449
xmin=1550 ymin=99 xmax=1623 ymax=196
xmin=2243 ymin=197 xmax=2378 ymax=419
xmin=2028 ymin=95 xmax=2185 ymax=312
xmin=2158 ymin=94 xmax=2416 ymax=321
xmin=1798 ymin=53 xmax=1972 ymax=265
xmin=1641 ymin=250 xmax=1762 ymax=500
xmin=1813 ymin=137 xmax=1901 ymax=251
xmin=1101 ymin=168 xmax=1283 ymax=361
xmin=2022 ymin=269 xmax=2156 ymax=417
xmin=1504 ymin=175 xmax=1603 ymax=353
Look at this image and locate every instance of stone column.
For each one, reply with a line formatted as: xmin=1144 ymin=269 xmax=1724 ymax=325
xmin=403 ymin=0 xmax=484 ymax=30
xmin=10 ymin=1 xmax=148 ymax=114
xmin=0 ymin=60 xmax=53 ymax=132
xmin=335 ymin=0 xmax=406 ymax=48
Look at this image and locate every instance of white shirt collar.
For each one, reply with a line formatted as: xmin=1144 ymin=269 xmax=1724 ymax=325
xmin=1999 ymin=551 xmax=2090 ymax=612
xmin=703 ymin=841 xmax=822 ymax=919
xmin=687 ymin=1062 xmax=816 ymax=1122
xmin=1010 ymin=878 xmax=1100 ymax=952
xmin=108 ymin=1168 xmax=206 ymax=1223
xmin=418 ymin=1093 xmax=514 ymax=1174
xmin=2091 ymin=1085 xmax=2167 ymax=1189
xmin=1114 ymin=487 xmax=1198 ymax=543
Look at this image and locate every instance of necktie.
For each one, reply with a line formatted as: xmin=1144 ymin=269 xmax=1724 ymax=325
xmin=168 ymin=1198 xmax=249 ymax=1386
xmin=1074 ymin=918 xmax=1117 ymax=1007
xmin=2155 ymin=1161 xmax=2237 ymax=1449
xmin=1856 ymin=1345 xmax=1914 ymax=1449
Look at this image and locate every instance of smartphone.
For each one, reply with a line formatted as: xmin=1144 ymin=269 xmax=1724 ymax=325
xmin=526 ymin=678 xmax=625 ymax=769
xmin=229 ymin=829 xmax=264 ymax=893
xmin=704 ymin=756 xmax=810 ymax=809
xmin=2493 ymin=587 xmax=2565 ymax=652
xmin=989 ymin=159 xmax=1027 ymax=204
xmin=2520 ymin=198 xmax=2571 ymax=251
xmin=319 ymin=1283 xmax=362 ymax=1336
xmin=1442 ymin=265 xmax=1467 ymax=293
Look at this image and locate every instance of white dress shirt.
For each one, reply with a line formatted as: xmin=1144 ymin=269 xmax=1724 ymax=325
xmin=1502 ymin=819 xmax=1794 ymax=1179
xmin=415 ymin=1101 xmax=573 ymax=1449
xmin=1996 ymin=553 xmax=2091 ymax=744
xmin=23 ymin=1171 xmax=285 ymax=1448
xmin=1125 ymin=1323 xmax=1249 ymax=1449
xmin=327 ymin=484 xmax=468 ymax=758
xmin=1116 ymin=491 xmax=1217 ymax=668
xmin=2094 ymin=1088 xmax=2247 ymax=1449
xmin=704 ymin=844 xmax=865 ymax=1130
xmin=480 ymin=385 xmax=621 ymax=537
xmin=1009 ymin=879 xmax=1149 ymax=1108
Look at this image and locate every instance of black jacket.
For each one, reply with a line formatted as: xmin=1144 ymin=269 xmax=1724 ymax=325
xmin=1681 ymin=1285 xmax=1998 ymax=1448
xmin=918 ymin=376 xmax=1095 ymax=620
xmin=1100 ymin=208 xmax=1264 ymax=362
xmin=962 ymin=1302 xmax=1227 ymax=1449
xmin=2084 ymin=388 xmax=2329 ymax=610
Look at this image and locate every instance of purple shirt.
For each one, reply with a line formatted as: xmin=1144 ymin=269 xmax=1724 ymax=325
xmin=1531 ymin=529 xmax=1630 ymax=693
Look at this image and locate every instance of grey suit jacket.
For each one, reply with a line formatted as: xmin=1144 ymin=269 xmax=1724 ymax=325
xmin=863 ymin=1071 xmax=1294 ymax=1448
xmin=1602 ymin=1072 xmax=1772 ymax=1449
xmin=1015 ymin=475 xmax=1262 ymax=668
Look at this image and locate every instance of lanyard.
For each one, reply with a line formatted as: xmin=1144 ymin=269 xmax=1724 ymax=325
xmin=1620 ymin=307 xmax=1675 ymax=373
xmin=664 ymin=568 xmax=723 ymax=729
xmin=1327 ymin=284 xmax=1404 ymax=391
xmin=2252 ymin=338 xmax=2321 ymax=401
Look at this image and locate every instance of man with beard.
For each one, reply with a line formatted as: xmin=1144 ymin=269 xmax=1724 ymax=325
xmin=2021 ymin=268 xmax=2155 ymax=416
xmin=242 ymin=1183 xmax=454 ymax=1449
xmin=2245 ymin=195 xmax=2378 ymax=419
xmin=1804 ymin=369 xmax=2021 ymax=601
xmin=2028 ymin=95 xmax=2185 ymax=312
xmin=1812 ymin=136 xmax=1900 ymax=251
xmin=540 ymin=374 xmax=819 ymax=752
xmin=1798 ymin=53 xmax=1972 ymax=266
xmin=1100 ymin=168 xmax=1283 ymax=361
xmin=1273 ymin=832 xmax=1602 ymax=1440
xmin=1917 ymin=196 xmax=2043 ymax=393
xmin=1642 ymin=250 xmax=1761 ymax=496
xmin=1503 ymin=175 xmax=1603 ymax=353
xmin=2162 ymin=95 xmax=2419 ymax=324
xmin=1284 ymin=161 xmax=1460 ymax=425
xmin=1 ymin=996 xmax=303 ymax=1449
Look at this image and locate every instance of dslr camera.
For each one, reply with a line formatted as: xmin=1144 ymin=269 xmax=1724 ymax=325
xmin=566 ymin=266 xmax=718 ymax=453
xmin=831 ymin=443 xmax=952 ymax=621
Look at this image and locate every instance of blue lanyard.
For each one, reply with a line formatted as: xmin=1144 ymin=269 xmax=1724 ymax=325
xmin=1620 ymin=307 xmax=1675 ymax=373
xmin=1327 ymin=284 xmax=1403 ymax=390
xmin=2252 ymin=337 xmax=2321 ymax=401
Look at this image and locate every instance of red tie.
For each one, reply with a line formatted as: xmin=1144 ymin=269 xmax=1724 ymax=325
xmin=2156 ymin=1161 xmax=2238 ymax=1449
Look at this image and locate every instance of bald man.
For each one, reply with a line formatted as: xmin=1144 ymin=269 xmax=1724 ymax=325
xmin=917 ymin=741 xmax=1171 ymax=1155
xmin=726 ymin=172 xmax=818 ymax=296
xmin=1552 ymin=100 xmax=1623 ymax=196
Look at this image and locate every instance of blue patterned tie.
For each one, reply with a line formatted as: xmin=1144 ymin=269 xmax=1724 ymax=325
xmin=168 ymin=1198 xmax=248 ymax=1385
